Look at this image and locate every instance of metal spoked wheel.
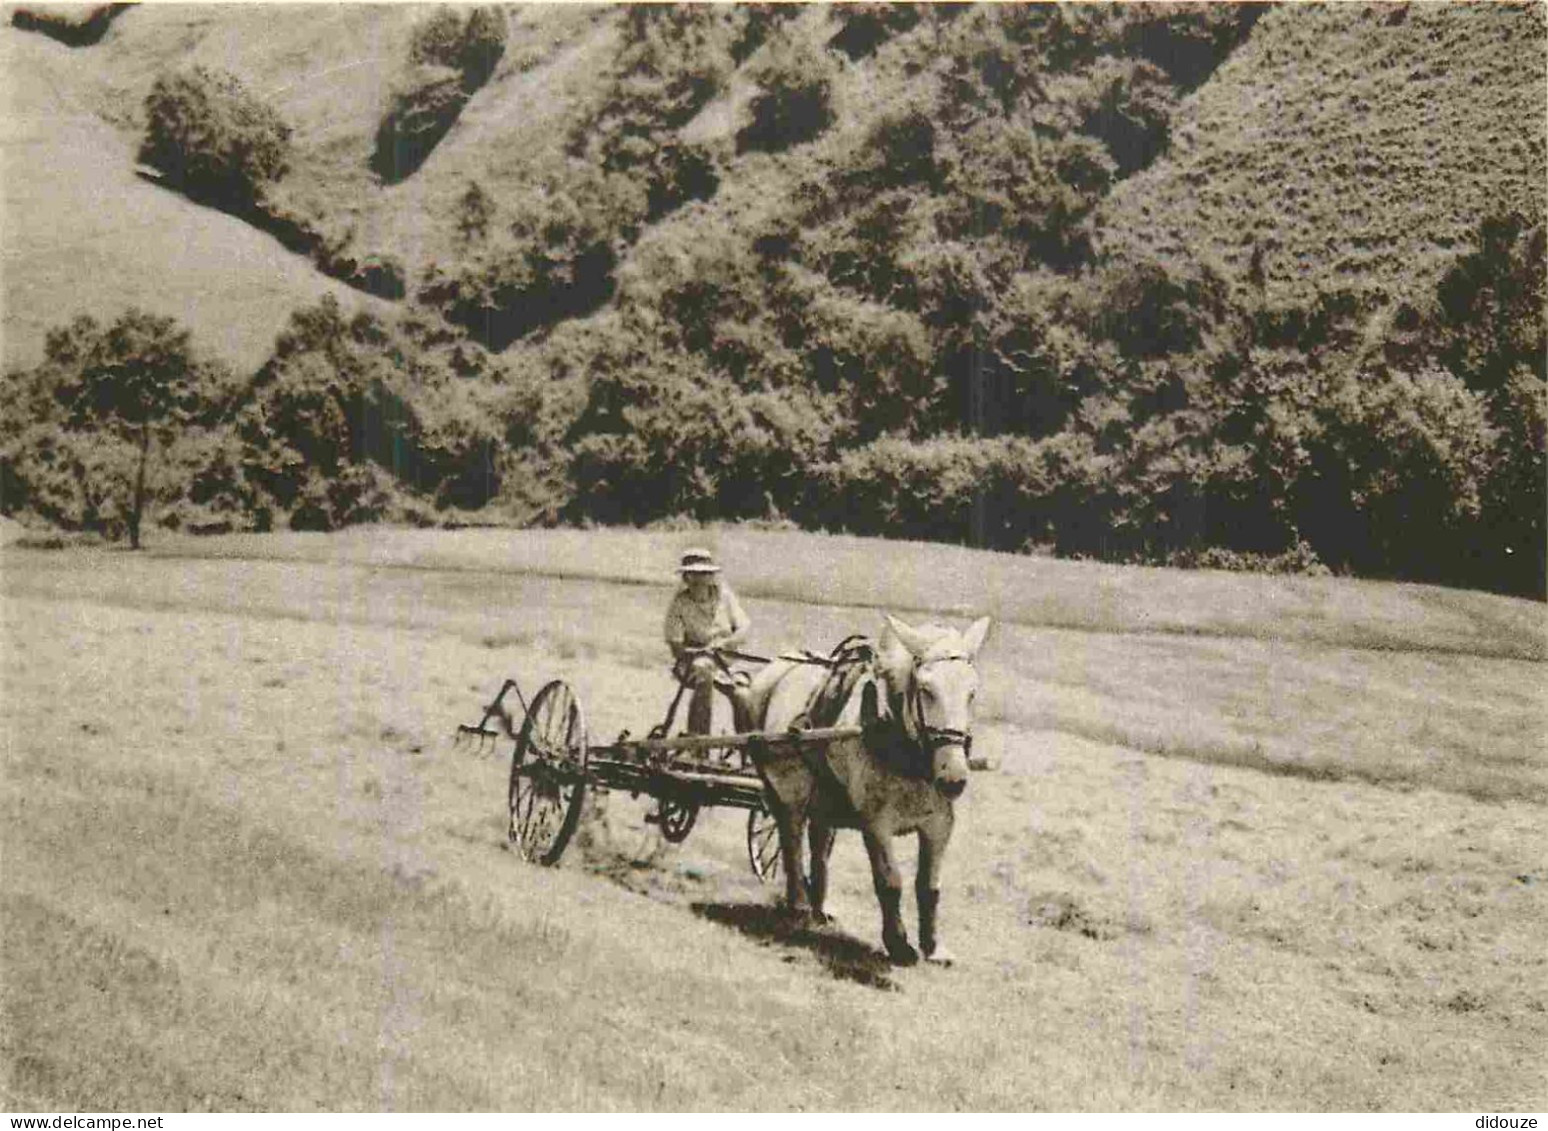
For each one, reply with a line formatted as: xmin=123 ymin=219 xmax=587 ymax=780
xmin=747 ymin=804 xmax=782 ymax=884
xmin=656 ymin=796 xmax=699 ymax=843
xmin=508 ymin=679 xmax=588 ymax=866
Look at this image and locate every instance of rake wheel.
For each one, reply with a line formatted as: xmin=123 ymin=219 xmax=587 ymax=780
xmin=655 ymin=796 xmax=699 ymax=843
xmin=508 ymin=680 xmax=588 ymax=866
xmin=747 ymin=804 xmax=782 ymax=883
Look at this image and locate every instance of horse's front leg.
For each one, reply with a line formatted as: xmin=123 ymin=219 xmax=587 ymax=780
xmin=862 ymin=829 xmax=917 ymax=966
xmin=917 ymin=817 xmax=955 ymax=965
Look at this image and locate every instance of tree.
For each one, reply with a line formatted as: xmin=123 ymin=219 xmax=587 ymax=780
xmin=68 ymin=310 xmax=205 ymax=549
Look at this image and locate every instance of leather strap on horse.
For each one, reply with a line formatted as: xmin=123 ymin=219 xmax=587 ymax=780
xmin=790 ymin=636 xmax=876 ymax=732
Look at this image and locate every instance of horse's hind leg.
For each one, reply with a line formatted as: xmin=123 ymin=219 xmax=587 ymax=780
xmin=862 ymin=830 xmax=917 ymax=966
xmin=763 ymin=787 xmax=812 ymax=919
xmin=806 ymin=823 xmax=836 ymax=923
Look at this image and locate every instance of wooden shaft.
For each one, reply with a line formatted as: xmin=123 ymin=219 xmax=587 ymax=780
xmin=603 ymin=727 xmax=862 ymax=757
xmin=591 ymin=762 xmax=764 ymax=792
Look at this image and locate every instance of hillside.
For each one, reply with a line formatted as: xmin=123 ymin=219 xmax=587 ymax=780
xmin=1097 ymin=2 xmax=1548 ymax=309
xmin=0 ymin=22 xmax=383 ymax=375
xmin=1 ymin=3 xmax=1543 ymax=596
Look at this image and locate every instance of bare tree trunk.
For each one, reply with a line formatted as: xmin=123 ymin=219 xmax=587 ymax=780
xmin=130 ymin=422 xmax=150 ymax=550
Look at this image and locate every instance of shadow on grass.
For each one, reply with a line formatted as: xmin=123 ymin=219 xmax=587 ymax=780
xmin=689 ymin=901 xmax=897 ymax=991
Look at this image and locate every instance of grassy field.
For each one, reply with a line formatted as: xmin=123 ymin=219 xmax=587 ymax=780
xmin=2 ymin=526 xmax=1545 ymax=1111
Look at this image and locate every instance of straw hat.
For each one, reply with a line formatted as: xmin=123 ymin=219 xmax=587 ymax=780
xmin=678 ymin=547 xmax=720 ymax=574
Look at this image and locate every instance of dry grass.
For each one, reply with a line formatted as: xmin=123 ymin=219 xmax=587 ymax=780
xmin=2 ymin=527 xmax=1544 ymax=1111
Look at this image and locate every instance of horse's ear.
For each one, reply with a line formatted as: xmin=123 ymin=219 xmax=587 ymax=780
xmin=883 ymin=614 xmax=931 ymax=659
xmin=962 ymin=616 xmax=992 ymax=658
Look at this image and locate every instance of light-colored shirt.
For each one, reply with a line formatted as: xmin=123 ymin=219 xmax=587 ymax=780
xmin=663 ymin=583 xmax=749 ymax=655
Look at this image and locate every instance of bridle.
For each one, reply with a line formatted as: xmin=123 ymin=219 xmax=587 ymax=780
xmin=899 ymin=651 xmax=976 ymax=763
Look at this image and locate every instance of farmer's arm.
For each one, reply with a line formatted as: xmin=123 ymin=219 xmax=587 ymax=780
xmin=718 ymin=588 xmax=750 ymax=648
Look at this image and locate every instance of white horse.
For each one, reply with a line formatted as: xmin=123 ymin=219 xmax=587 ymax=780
xmin=745 ymin=614 xmax=990 ymax=965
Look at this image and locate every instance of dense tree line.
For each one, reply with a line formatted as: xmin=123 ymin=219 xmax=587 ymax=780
xmin=2 ymin=3 xmax=1541 ymax=598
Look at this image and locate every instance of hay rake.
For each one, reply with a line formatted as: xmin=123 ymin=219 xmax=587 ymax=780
xmin=456 ymin=657 xmax=863 ymax=880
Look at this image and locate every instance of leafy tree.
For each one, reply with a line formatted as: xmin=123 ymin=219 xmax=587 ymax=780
xmin=1076 ymin=56 xmax=1177 ymax=176
xmin=1427 ymin=215 xmax=1546 ymax=594
xmin=457 ymin=179 xmax=495 ymax=246
xmin=567 ymin=5 xmax=733 ymax=224
xmin=828 ymin=2 xmax=922 ymax=61
xmin=70 ymin=311 xmax=212 ymax=548
xmin=567 ymin=353 xmax=836 ymax=524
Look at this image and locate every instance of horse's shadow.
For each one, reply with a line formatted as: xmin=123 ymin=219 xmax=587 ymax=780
xmin=689 ymin=901 xmax=897 ymax=991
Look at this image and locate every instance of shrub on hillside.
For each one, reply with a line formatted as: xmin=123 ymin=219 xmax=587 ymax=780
xmin=978 ymin=272 xmax=1117 ymax=439
xmin=420 ymin=183 xmax=619 ymax=350
xmin=411 ymin=5 xmax=507 ymax=88
xmin=373 ymin=7 xmax=507 ymax=184
xmin=1117 ymin=3 xmax=1266 ymax=91
xmin=139 ymin=67 xmax=293 ymax=210
xmin=811 ymin=434 xmax=1080 ymax=551
xmin=732 ymin=3 xmax=803 ymax=64
xmin=828 ymin=2 xmax=923 ymax=61
xmin=456 ymin=180 xmax=495 ymax=246
xmin=11 ymin=4 xmax=129 ymax=48
xmin=1077 ymin=57 xmax=1176 ymax=177
xmin=1297 ymin=366 xmax=1502 ymax=584
xmin=567 ymin=6 xmax=735 ymax=226
xmin=373 ymin=67 xmax=467 ymax=185
xmin=941 ymin=127 xmax=1113 ymax=265
xmin=244 ymin=297 xmax=505 ymax=529
xmin=567 ymin=359 xmax=836 ymax=525
xmin=1094 ymin=252 xmax=1233 ymax=359
xmin=737 ymin=37 xmax=837 ymax=154
xmin=800 ymin=288 xmax=939 ymax=438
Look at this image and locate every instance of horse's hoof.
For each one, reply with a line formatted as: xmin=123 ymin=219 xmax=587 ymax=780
xmin=923 ymin=945 xmax=956 ymax=967
xmin=885 ymin=938 xmax=920 ymax=966
xmin=780 ymin=904 xmax=817 ymax=928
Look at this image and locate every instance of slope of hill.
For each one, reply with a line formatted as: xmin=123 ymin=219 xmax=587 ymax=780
xmin=1097 ymin=2 xmax=1547 ymax=308
xmin=2 ymin=4 xmax=1543 ymax=596
xmin=0 ymin=22 xmax=384 ymax=374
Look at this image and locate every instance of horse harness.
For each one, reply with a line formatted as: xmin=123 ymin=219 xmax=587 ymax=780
xmin=790 ymin=635 xmax=973 ymax=781
xmin=897 ymin=650 xmax=976 ymax=765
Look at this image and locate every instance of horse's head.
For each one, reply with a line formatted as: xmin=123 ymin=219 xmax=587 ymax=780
xmin=880 ymin=614 xmax=991 ymax=799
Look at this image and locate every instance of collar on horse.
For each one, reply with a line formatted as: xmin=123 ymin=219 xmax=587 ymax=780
xmin=797 ymin=636 xmax=974 ymax=780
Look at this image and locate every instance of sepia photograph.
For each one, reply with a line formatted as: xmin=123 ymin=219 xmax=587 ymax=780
xmin=1 ymin=0 xmax=1544 ymax=1114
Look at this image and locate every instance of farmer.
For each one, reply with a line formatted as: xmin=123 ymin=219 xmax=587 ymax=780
xmin=663 ymin=548 xmax=751 ymax=736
